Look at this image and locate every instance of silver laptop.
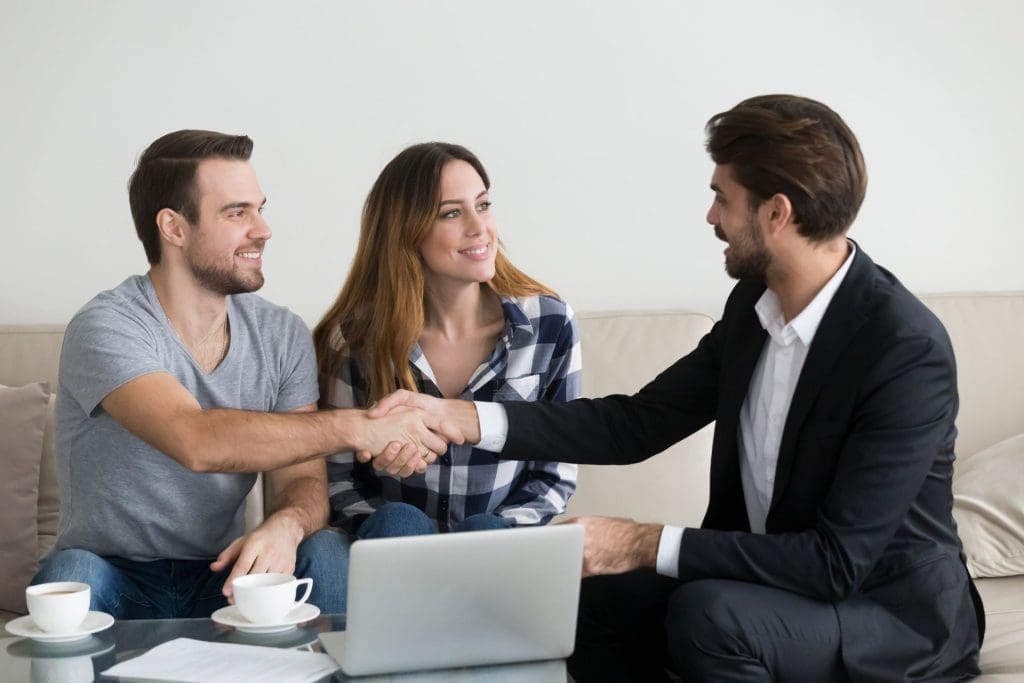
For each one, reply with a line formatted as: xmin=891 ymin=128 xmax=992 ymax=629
xmin=319 ymin=524 xmax=584 ymax=676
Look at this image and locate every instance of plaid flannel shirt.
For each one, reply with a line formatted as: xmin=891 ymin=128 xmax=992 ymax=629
xmin=325 ymin=294 xmax=581 ymax=533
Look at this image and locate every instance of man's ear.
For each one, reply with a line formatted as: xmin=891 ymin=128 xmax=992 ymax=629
xmin=156 ymin=208 xmax=188 ymax=248
xmin=762 ymin=193 xmax=795 ymax=237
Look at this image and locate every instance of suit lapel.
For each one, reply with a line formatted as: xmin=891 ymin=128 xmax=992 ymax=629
xmin=770 ymin=246 xmax=876 ymax=510
xmin=719 ymin=313 xmax=768 ymax=439
xmin=707 ymin=285 xmax=768 ymax=529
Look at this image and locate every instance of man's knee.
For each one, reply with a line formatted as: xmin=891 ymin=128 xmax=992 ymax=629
xmin=32 ymin=549 xmax=125 ymax=613
xmin=665 ymin=580 xmax=845 ymax=682
xmin=33 ymin=549 xmax=113 ymax=585
xmin=665 ymin=580 xmax=748 ymax=657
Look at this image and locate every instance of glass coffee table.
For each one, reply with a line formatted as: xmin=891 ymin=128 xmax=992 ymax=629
xmin=2 ymin=613 xmax=567 ymax=681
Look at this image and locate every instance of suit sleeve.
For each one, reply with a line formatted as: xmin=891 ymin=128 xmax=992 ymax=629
xmin=501 ymin=318 xmax=723 ymax=466
xmin=677 ymin=333 xmax=957 ymax=601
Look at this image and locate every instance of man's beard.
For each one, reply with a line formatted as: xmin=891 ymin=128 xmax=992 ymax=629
xmin=724 ymin=215 xmax=771 ymax=280
xmin=186 ymin=247 xmax=264 ymax=295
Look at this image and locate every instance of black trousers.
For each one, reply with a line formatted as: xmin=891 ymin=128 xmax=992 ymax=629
xmin=567 ymin=570 xmax=850 ymax=683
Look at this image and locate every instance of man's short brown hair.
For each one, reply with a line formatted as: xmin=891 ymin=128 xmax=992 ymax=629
xmin=127 ymin=130 xmax=253 ymax=264
xmin=705 ymin=95 xmax=867 ymax=241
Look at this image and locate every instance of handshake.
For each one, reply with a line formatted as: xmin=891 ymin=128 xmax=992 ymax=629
xmin=350 ymin=390 xmax=483 ymax=477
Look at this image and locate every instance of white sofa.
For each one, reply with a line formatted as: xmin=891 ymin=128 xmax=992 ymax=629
xmin=2 ymin=292 xmax=1022 ymax=679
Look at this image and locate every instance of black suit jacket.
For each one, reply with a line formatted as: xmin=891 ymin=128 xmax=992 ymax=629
xmin=502 ymin=247 xmax=983 ymax=682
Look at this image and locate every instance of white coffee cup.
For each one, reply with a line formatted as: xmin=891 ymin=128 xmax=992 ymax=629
xmin=25 ymin=582 xmax=91 ymax=634
xmin=232 ymin=573 xmax=313 ymax=624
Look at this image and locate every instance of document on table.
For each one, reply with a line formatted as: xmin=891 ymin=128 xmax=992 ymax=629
xmin=101 ymin=637 xmax=340 ymax=683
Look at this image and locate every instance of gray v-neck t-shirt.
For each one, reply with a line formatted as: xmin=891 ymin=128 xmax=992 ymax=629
xmin=55 ymin=275 xmax=318 ymax=561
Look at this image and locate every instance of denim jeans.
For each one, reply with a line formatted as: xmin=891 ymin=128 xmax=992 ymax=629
xmin=31 ymin=529 xmax=350 ymax=619
xmin=357 ymin=502 xmax=512 ymax=539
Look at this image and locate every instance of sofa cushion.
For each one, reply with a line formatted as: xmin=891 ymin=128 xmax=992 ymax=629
xmin=921 ymin=293 xmax=1024 ymax=459
xmin=37 ymin=392 xmax=59 ymax=559
xmin=0 ymin=382 xmax=50 ymax=613
xmin=953 ymin=433 xmax=1024 ymax=578
xmin=974 ymin=575 xmax=1024 ymax=680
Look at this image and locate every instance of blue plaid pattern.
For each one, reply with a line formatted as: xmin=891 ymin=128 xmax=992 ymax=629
xmin=325 ymin=295 xmax=581 ymax=533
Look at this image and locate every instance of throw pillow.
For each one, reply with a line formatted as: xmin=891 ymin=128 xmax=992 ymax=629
xmin=0 ymin=382 xmax=50 ymax=613
xmin=37 ymin=391 xmax=60 ymax=559
xmin=953 ymin=433 xmax=1024 ymax=578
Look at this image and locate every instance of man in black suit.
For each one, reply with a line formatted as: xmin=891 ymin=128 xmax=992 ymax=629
xmin=368 ymin=95 xmax=984 ymax=682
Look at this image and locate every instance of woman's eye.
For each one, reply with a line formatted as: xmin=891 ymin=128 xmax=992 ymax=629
xmin=441 ymin=209 xmax=460 ymax=219
xmin=477 ymin=201 xmax=492 ymax=212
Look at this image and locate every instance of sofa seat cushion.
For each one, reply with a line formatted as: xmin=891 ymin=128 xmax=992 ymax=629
xmin=974 ymin=575 xmax=1024 ymax=680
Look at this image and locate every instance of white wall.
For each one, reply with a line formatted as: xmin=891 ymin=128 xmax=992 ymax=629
xmin=2 ymin=0 xmax=1022 ymax=325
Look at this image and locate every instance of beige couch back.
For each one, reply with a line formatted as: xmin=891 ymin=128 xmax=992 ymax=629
xmin=918 ymin=293 xmax=1024 ymax=458
xmin=0 ymin=325 xmax=63 ymax=389
xmin=2 ymin=291 xmax=1022 ymax=533
xmin=564 ymin=311 xmax=715 ymax=525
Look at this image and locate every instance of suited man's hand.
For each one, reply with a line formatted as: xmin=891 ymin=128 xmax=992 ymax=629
xmin=564 ymin=516 xmax=663 ymax=577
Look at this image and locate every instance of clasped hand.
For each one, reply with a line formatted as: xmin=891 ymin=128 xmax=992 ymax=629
xmin=357 ymin=392 xmax=464 ymax=477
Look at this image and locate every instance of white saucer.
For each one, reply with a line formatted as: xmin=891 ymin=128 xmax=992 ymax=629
xmin=211 ymin=603 xmax=320 ymax=634
xmin=5 ymin=611 xmax=114 ymax=643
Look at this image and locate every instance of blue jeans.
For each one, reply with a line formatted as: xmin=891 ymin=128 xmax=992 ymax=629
xmin=357 ymin=502 xmax=512 ymax=538
xmin=31 ymin=529 xmax=349 ymax=619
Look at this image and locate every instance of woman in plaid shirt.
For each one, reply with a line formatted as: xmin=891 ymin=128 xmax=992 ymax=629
xmin=313 ymin=142 xmax=581 ymax=538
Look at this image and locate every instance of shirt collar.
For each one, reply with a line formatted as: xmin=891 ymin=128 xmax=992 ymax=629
xmin=754 ymin=241 xmax=857 ymax=346
xmin=409 ymin=294 xmax=531 ymax=379
xmin=499 ymin=295 xmax=534 ymax=337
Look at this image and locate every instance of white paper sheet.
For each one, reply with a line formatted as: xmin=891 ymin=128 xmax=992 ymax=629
xmin=101 ymin=637 xmax=339 ymax=683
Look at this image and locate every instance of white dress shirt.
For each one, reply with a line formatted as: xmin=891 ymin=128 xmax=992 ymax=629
xmin=477 ymin=244 xmax=857 ymax=578
xmin=658 ymin=244 xmax=855 ymax=576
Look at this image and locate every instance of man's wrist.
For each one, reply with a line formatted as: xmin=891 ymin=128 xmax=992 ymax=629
xmin=265 ymin=507 xmax=308 ymax=545
xmin=636 ymin=523 xmax=664 ymax=568
xmin=456 ymin=400 xmax=483 ymax=444
xmin=334 ymin=408 xmax=368 ymax=452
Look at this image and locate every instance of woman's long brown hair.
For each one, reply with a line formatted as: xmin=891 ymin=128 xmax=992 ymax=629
xmin=313 ymin=142 xmax=555 ymax=404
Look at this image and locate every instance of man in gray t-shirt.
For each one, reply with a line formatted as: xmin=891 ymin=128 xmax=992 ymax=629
xmin=32 ymin=130 xmax=454 ymax=621
xmin=57 ymin=275 xmax=318 ymax=562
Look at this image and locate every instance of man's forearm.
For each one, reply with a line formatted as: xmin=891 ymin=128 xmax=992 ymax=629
xmin=179 ymin=408 xmax=371 ymax=473
xmin=100 ymin=373 xmax=402 ymax=475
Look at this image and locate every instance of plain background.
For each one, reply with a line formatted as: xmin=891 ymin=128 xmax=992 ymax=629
xmin=2 ymin=0 xmax=1022 ymax=326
